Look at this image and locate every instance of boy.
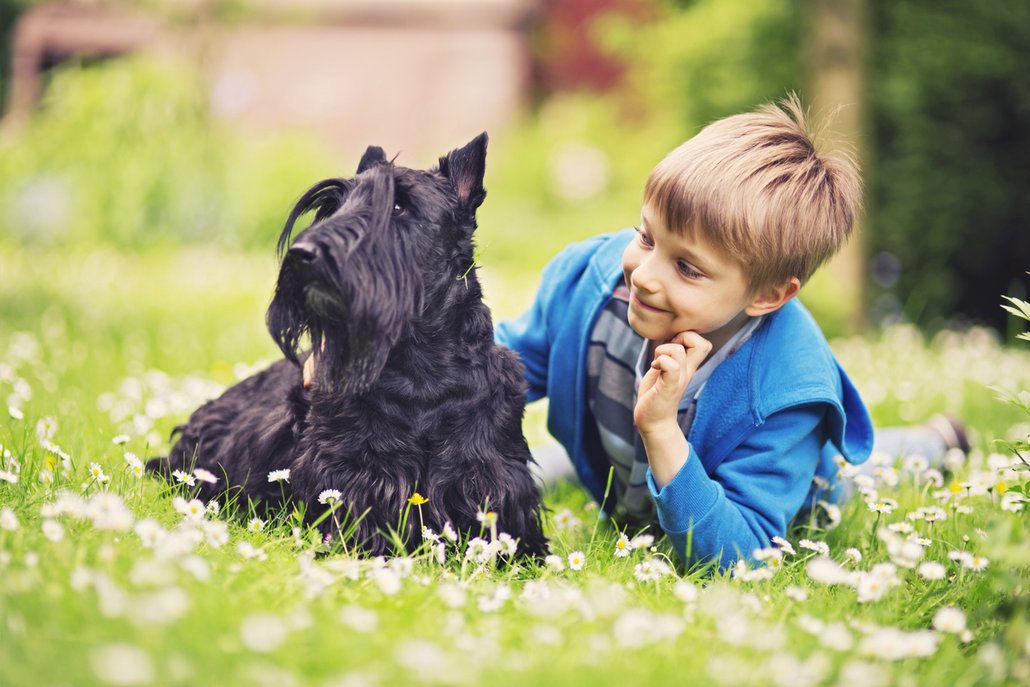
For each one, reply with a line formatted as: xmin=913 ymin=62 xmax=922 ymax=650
xmin=495 ymin=95 xmax=874 ymax=567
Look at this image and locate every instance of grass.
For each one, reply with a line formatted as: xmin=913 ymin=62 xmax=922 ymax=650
xmin=1 ymin=244 xmax=1029 ymax=687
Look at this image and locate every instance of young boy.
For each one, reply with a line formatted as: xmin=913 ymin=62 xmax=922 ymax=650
xmin=495 ymin=96 xmax=874 ymax=568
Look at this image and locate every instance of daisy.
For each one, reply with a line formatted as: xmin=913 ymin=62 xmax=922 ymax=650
xmin=42 ymin=520 xmax=64 ymax=542
xmin=248 ymin=518 xmax=265 ymax=533
xmin=182 ymin=499 xmax=206 ymax=520
xmin=0 ymin=507 xmax=19 ymax=531
xmin=963 ymin=556 xmax=989 ymax=572
xmin=318 ymin=489 xmax=342 ymax=504
xmin=267 ymin=469 xmax=290 ymax=483
xmin=771 ymin=536 xmax=796 ymax=555
xmin=544 ymin=554 xmax=565 ymax=572
xmin=476 ymin=509 xmax=498 ymax=527
xmin=844 ymin=548 xmax=863 ymax=563
xmin=171 ymin=469 xmax=195 ymax=487
xmin=193 ymin=468 xmax=218 ymax=484
xmin=124 ymin=453 xmax=144 ymax=478
xmin=112 ymin=434 xmax=130 ymax=445
xmin=917 ymin=561 xmax=946 ymax=580
xmin=441 ymin=522 xmax=458 ymax=542
xmin=553 ymin=508 xmax=580 ymax=530
xmin=614 ymin=534 xmax=633 ymax=558
xmin=567 ymin=550 xmax=586 ymax=571
xmin=784 ymin=586 xmax=808 ymax=602
xmin=634 ymin=560 xmax=662 ymax=582
xmin=0 ymin=470 xmax=17 ymax=484
xmin=932 ymin=607 xmax=966 ymax=634
xmin=89 ymin=463 xmax=111 ymax=484
xmin=672 ymin=579 xmax=699 ymax=603
xmin=630 ymin=533 xmax=655 ymax=549
xmin=799 ymin=539 xmax=830 ymax=556
xmin=465 ymin=537 xmax=492 ymax=563
xmin=496 ymin=532 xmax=518 ymax=556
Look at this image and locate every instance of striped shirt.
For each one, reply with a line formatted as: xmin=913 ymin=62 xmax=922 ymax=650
xmin=586 ymin=284 xmax=764 ymax=525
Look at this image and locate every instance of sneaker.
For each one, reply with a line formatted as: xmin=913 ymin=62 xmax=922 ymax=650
xmin=925 ymin=414 xmax=970 ymax=454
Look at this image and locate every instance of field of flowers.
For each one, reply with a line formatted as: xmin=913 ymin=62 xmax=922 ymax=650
xmin=1 ymin=247 xmax=1029 ymax=687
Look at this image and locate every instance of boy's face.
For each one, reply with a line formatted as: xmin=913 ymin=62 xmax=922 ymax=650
xmin=621 ymin=205 xmax=756 ymax=347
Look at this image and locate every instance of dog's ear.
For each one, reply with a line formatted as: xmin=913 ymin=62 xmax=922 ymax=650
xmin=357 ymin=146 xmax=387 ymax=174
xmin=438 ymin=132 xmax=488 ymax=211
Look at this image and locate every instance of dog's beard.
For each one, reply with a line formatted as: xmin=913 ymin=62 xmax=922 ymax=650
xmin=268 ymin=262 xmax=421 ymax=396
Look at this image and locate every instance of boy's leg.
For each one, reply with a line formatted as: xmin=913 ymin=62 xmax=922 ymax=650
xmin=839 ymin=416 xmax=968 ymax=504
xmin=529 ymin=443 xmax=578 ymax=491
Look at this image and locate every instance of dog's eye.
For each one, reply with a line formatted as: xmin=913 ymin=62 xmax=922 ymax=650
xmin=392 ymin=203 xmax=406 ymax=217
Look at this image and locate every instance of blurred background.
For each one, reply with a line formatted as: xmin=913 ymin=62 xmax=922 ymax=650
xmin=0 ymin=0 xmax=1028 ymax=342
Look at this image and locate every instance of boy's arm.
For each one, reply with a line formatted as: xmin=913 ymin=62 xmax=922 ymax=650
xmin=495 ymin=236 xmax=608 ymax=402
xmin=647 ymin=404 xmax=826 ymax=569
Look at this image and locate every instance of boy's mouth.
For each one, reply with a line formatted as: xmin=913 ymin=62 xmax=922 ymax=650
xmin=631 ymin=292 xmax=667 ymax=314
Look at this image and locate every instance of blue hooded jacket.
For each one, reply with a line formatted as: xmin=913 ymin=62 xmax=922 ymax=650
xmin=495 ymin=230 xmax=873 ymax=567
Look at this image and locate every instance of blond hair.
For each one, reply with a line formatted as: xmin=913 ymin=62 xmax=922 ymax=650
xmin=643 ymin=94 xmax=862 ymax=292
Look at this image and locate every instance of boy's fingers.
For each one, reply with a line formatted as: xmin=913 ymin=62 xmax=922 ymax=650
xmin=652 ymin=353 xmax=681 ymax=375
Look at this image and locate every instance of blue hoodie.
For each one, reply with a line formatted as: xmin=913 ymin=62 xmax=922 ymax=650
xmin=495 ymin=230 xmax=873 ymax=567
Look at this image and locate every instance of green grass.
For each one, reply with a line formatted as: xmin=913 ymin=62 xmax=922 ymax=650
xmin=1 ymin=245 xmax=1029 ymax=687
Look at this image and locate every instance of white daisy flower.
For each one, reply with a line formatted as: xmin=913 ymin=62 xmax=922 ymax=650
xmin=318 ymin=489 xmax=342 ymax=504
xmin=962 ymin=555 xmax=989 ymax=572
xmin=799 ymin=539 xmax=830 ymax=556
xmin=496 ymin=532 xmax=518 ymax=556
xmin=112 ymin=435 xmax=130 ymax=446
xmin=89 ymin=463 xmax=111 ymax=484
xmin=932 ymin=607 xmax=966 ymax=634
xmin=544 ymin=554 xmax=565 ymax=572
xmin=0 ymin=507 xmax=19 ymax=531
xmin=441 ymin=522 xmax=458 ymax=542
xmin=267 ymin=469 xmax=290 ymax=483
xmin=248 ymin=518 xmax=265 ymax=533
xmin=917 ymin=561 xmax=947 ymax=580
xmin=193 ymin=468 xmax=218 ymax=484
xmin=771 ymin=536 xmax=796 ymax=555
xmin=630 ymin=534 xmax=655 ymax=549
xmin=171 ymin=469 xmax=195 ymax=487
xmin=614 ymin=534 xmax=633 ymax=558
xmin=553 ymin=508 xmax=581 ymax=530
xmin=567 ymin=550 xmax=586 ymax=571
xmin=42 ymin=520 xmax=64 ymax=542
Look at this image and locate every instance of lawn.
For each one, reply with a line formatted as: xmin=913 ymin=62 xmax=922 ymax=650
xmin=1 ymin=244 xmax=1029 ymax=687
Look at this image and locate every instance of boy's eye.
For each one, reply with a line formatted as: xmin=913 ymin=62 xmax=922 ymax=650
xmin=677 ymin=261 xmax=702 ymax=279
xmin=635 ymin=227 xmax=653 ymax=247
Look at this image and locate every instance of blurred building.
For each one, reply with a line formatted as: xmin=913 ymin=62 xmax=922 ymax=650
xmin=6 ymin=0 xmax=541 ymax=161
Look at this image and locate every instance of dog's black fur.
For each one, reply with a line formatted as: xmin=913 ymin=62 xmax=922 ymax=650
xmin=148 ymin=134 xmax=547 ymax=556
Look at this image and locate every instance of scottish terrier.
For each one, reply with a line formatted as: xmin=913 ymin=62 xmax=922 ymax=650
xmin=148 ymin=134 xmax=547 ymax=557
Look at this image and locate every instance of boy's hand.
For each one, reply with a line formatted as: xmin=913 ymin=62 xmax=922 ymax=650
xmin=634 ymin=331 xmax=712 ymax=435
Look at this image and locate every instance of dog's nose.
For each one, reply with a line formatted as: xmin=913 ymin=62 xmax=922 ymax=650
xmin=289 ymin=241 xmax=319 ymax=263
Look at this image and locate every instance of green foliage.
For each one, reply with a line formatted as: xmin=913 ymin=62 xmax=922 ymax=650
xmin=0 ymin=57 xmax=336 ymax=250
xmin=993 ymin=286 xmax=1030 ymax=501
xmin=869 ymin=0 xmax=1030 ymax=330
xmin=606 ymin=0 xmax=802 ymax=133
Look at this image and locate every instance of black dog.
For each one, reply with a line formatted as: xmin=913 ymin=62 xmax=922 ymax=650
xmin=149 ymin=134 xmax=547 ymax=557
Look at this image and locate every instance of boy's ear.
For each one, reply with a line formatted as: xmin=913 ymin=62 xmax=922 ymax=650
xmin=744 ymin=277 xmax=801 ymax=317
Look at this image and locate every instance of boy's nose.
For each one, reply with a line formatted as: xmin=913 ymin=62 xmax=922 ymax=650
xmin=631 ymin=256 xmax=662 ymax=293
